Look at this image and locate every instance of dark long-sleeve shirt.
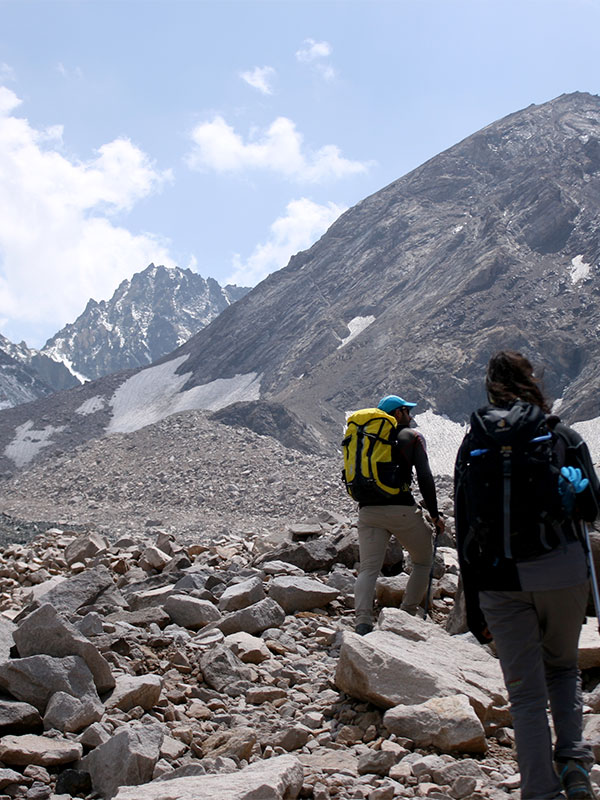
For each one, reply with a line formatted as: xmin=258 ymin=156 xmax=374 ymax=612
xmin=359 ymin=424 xmax=439 ymax=518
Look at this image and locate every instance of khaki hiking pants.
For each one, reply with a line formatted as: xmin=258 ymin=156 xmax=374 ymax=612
xmin=355 ymin=504 xmax=434 ymax=625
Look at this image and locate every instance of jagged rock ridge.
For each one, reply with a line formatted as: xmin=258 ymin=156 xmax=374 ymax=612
xmin=42 ymin=263 xmax=249 ymax=382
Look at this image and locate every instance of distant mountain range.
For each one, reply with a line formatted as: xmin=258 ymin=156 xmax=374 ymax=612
xmin=1 ymin=91 xmax=600 ymax=475
xmin=0 ymin=264 xmax=249 ymax=407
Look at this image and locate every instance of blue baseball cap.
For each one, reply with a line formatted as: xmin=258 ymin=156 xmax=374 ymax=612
xmin=377 ymin=395 xmax=417 ymax=414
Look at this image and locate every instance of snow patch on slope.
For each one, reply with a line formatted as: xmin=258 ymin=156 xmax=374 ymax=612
xmin=108 ymin=354 xmax=262 ymax=434
xmin=412 ymin=409 xmax=467 ymax=476
xmin=76 ymin=396 xmax=107 ymax=415
xmin=570 ymin=255 xmax=591 ymax=284
xmin=4 ymin=421 xmax=66 ymax=468
xmin=338 ymin=316 xmax=375 ymax=349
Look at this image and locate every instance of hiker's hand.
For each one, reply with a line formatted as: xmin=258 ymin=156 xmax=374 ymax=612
xmin=561 ymin=466 xmax=589 ymax=494
xmin=559 ymin=467 xmax=589 ymax=514
xmin=433 ymin=515 xmax=445 ymax=534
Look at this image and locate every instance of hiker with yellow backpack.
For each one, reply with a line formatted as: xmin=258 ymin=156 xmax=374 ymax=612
xmin=342 ymin=394 xmax=445 ymax=634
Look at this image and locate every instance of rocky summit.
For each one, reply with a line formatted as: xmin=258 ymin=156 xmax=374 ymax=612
xmin=41 ymin=264 xmax=249 ymax=383
xmin=0 ymin=265 xmax=249 ymax=410
xmin=0 ymin=92 xmax=599 ymax=475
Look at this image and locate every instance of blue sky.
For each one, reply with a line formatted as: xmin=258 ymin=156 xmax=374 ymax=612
xmin=0 ymin=0 xmax=599 ymax=348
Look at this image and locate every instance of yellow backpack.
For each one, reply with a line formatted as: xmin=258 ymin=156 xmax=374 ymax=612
xmin=342 ymin=408 xmax=402 ymax=503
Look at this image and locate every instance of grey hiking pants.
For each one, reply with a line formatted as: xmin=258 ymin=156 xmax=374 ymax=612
xmin=480 ymin=583 xmax=592 ymax=800
xmin=355 ymin=504 xmax=433 ymax=625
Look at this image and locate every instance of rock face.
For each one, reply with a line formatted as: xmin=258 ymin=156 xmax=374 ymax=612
xmin=0 ymin=337 xmax=75 ymax=410
xmin=0 ymin=265 xmax=249 ymax=410
xmin=1 ymin=93 xmax=600 ymax=473
xmin=42 ymin=264 xmax=249 ymax=383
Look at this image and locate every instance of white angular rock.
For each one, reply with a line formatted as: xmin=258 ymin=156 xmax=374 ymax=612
xmin=335 ymin=609 xmax=507 ymax=721
xmin=383 ymin=693 xmax=487 ymax=753
xmin=224 ymin=631 xmax=271 ymax=664
xmin=127 ymin=586 xmax=177 ymax=611
xmin=139 ymin=546 xmax=172 ymax=572
xmin=113 ymin=754 xmax=303 ymax=800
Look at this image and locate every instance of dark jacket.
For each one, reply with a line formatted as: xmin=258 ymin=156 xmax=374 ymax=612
xmin=454 ymin=407 xmax=598 ymax=642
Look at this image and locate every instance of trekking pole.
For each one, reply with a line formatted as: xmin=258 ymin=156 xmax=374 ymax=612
xmin=424 ymin=523 xmax=441 ymax=620
xmin=583 ymin=523 xmax=600 ymax=635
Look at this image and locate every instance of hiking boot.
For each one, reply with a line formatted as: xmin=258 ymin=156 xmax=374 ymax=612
xmin=558 ymin=759 xmax=596 ymax=800
xmin=355 ymin=623 xmax=373 ymax=636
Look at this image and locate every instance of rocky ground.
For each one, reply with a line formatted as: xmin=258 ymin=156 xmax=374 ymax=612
xmin=0 ymin=416 xmax=597 ymax=800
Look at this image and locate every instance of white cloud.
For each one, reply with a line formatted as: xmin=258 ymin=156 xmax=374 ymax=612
xmin=0 ymin=87 xmax=174 ymax=347
xmin=187 ymin=115 xmax=370 ymax=182
xmin=226 ymin=197 xmax=345 ymax=286
xmin=296 ymin=38 xmax=336 ymax=81
xmin=296 ymin=39 xmax=332 ymax=62
xmin=240 ymin=65 xmax=276 ymax=95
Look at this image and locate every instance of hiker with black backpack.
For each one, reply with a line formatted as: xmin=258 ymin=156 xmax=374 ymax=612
xmin=455 ymin=350 xmax=600 ymax=800
xmin=343 ymin=394 xmax=445 ymax=635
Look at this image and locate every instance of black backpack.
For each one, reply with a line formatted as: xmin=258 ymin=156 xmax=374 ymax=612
xmin=456 ymin=400 xmax=566 ymax=562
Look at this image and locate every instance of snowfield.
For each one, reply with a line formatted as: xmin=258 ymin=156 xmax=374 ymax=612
xmin=107 ymin=354 xmax=262 ymax=434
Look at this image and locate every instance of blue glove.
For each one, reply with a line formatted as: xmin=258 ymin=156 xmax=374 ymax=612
xmin=558 ymin=466 xmax=589 ymax=514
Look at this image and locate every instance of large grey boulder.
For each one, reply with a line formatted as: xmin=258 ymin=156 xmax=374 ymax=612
xmin=103 ymin=674 xmax=162 ymax=712
xmin=0 ymin=616 xmax=17 ymax=662
xmin=44 ymin=690 xmax=102 ymax=733
xmin=0 ymin=733 xmax=83 ymax=766
xmin=217 ymin=597 xmax=285 ymax=635
xmin=16 ymin=566 xmax=114 ymax=620
xmin=199 ymin=644 xmax=255 ymax=693
xmin=79 ymin=722 xmax=164 ymax=799
xmin=0 ymin=698 xmax=42 ymax=733
xmin=383 ymin=693 xmax=487 ymax=753
xmin=64 ymin=533 xmax=109 ymax=566
xmin=218 ymin=576 xmax=265 ymax=612
xmin=113 ymin=754 xmax=303 ymax=800
xmin=13 ymin=603 xmax=115 ymax=693
xmin=259 ymin=539 xmax=339 ymax=572
xmin=0 ymin=654 xmax=101 ymax=714
xmin=335 ymin=608 xmax=507 ymax=722
xmin=164 ymin=594 xmax=221 ymax=629
xmin=268 ymin=576 xmax=339 ymax=612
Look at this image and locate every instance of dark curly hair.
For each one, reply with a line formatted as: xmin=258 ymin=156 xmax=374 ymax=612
xmin=486 ymin=350 xmax=550 ymax=413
